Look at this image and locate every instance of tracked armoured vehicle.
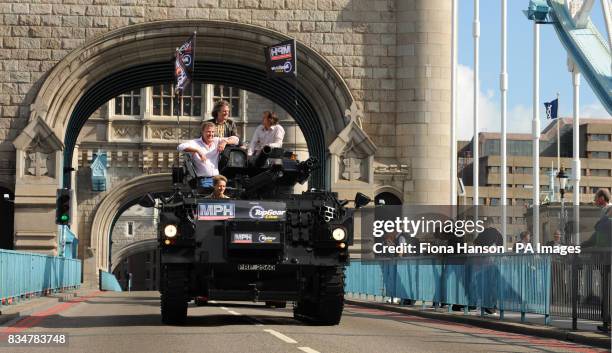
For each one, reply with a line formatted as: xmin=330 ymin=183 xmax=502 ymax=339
xmin=140 ymin=146 xmax=370 ymax=325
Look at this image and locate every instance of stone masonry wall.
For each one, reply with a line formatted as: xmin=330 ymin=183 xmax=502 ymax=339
xmin=0 ymin=0 xmax=401 ymax=185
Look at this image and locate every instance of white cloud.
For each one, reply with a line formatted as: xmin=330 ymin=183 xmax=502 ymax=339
xmin=456 ymin=64 xmax=499 ymax=140
xmin=580 ymin=101 xmax=610 ymax=118
xmin=456 ymin=64 xmax=558 ymax=140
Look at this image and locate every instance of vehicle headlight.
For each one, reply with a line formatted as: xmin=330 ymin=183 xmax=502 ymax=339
xmin=331 ymin=227 xmax=346 ymax=241
xmin=164 ymin=224 xmax=178 ymax=238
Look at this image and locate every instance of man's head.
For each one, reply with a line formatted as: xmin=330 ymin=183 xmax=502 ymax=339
xmin=212 ymin=100 xmax=230 ymax=122
xmin=594 ymin=188 xmax=611 ymax=207
xmin=519 ymin=230 xmax=531 ymax=242
xmin=262 ymin=111 xmax=278 ymax=129
xmin=201 ymin=121 xmax=215 ymax=144
xmin=553 ymin=229 xmax=561 ymax=242
xmin=212 ymin=175 xmax=227 ymax=196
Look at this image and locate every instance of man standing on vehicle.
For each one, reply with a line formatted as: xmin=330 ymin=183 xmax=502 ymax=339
xmin=207 ymin=100 xmax=239 ymax=141
xmin=177 ymin=121 xmax=238 ymax=187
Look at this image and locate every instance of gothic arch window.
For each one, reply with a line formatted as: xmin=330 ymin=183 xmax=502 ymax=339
xmin=375 ymin=192 xmax=402 ymax=206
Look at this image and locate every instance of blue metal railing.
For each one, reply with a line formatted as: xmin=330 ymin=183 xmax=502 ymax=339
xmin=0 ymin=249 xmax=82 ymax=307
xmin=346 ymin=254 xmax=551 ymax=322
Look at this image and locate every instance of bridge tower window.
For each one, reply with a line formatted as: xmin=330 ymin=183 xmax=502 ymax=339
xmin=152 ymin=83 xmax=202 ymax=117
xmin=114 ymin=90 xmax=141 ymax=116
xmin=213 ymin=85 xmax=241 ymax=118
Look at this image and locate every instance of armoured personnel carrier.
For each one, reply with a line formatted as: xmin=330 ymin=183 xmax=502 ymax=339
xmin=140 ymin=146 xmax=370 ymax=325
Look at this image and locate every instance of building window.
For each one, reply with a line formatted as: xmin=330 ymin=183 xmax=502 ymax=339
xmin=515 ymin=167 xmax=533 ymax=174
xmin=590 ymin=169 xmax=611 ymax=177
xmin=541 ymin=185 xmax=550 ymax=191
xmin=490 ymin=198 xmax=500 ymax=206
xmin=515 ymin=198 xmax=530 ymax=206
xmin=213 ymin=85 xmax=241 ymax=118
xmin=127 ymin=222 xmax=134 ymax=237
xmin=591 ymin=151 xmax=611 ymax=159
xmin=488 ymin=166 xmax=500 ymax=173
xmin=152 ymin=83 xmax=202 ymax=117
xmin=590 ymin=134 xmax=611 ymax=141
xmin=515 ymin=217 xmax=526 ymax=224
xmin=114 ymin=90 xmax=141 ymax=116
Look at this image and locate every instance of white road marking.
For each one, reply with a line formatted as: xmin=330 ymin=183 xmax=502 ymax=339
xmin=263 ymin=329 xmax=297 ymax=344
xmin=298 ymin=347 xmax=321 ymax=353
xmin=220 ymin=306 xmax=228 ymax=310
xmin=228 ymin=310 xmax=241 ymax=316
xmin=209 ymin=300 xmax=217 ymax=304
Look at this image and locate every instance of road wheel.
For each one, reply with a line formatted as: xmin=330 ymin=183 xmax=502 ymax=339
xmin=195 ymin=296 xmax=208 ymax=306
xmin=295 ymin=267 xmax=345 ymax=325
xmin=161 ymin=265 xmax=188 ymax=325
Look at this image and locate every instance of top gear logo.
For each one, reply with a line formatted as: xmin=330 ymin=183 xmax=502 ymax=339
xmin=249 ymin=205 xmax=286 ymax=220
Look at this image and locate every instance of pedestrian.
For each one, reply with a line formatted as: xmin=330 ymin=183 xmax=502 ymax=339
xmin=247 ymin=111 xmax=285 ymax=156
xmin=473 ymin=218 xmax=501 ymax=315
xmin=474 ymin=218 xmax=503 ymax=247
xmin=582 ymin=188 xmax=612 ymax=333
xmin=513 ymin=230 xmax=531 ymax=251
xmin=177 ymin=121 xmax=239 ymax=187
xmin=546 ymin=229 xmax=564 ymax=246
xmin=207 ymin=100 xmax=240 ymax=141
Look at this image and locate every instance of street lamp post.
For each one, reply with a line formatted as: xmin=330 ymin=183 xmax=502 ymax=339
xmin=557 ymin=166 xmax=568 ymax=242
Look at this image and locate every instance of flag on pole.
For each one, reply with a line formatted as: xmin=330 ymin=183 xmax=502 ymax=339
xmin=174 ymin=33 xmax=196 ymax=95
xmin=264 ymin=39 xmax=297 ymax=78
xmin=544 ymin=98 xmax=558 ymax=119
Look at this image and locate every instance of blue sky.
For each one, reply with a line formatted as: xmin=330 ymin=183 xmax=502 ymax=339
xmin=456 ymin=0 xmax=610 ymax=139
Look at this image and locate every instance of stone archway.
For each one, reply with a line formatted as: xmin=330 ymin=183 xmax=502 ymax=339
xmin=110 ymin=239 xmax=157 ymax=273
xmin=29 ymin=20 xmax=356 ymax=190
xmin=87 ymin=173 xmax=171 ymax=284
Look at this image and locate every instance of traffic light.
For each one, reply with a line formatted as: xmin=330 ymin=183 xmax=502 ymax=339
xmin=56 ymin=188 xmax=71 ymax=225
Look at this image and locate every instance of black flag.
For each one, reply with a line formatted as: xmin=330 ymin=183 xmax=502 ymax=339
xmin=544 ymin=98 xmax=558 ymax=119
xmin=175 ymin=33 xmax=196 ymax=95
xmin=265 ymin=39 xmax=297 ymax=78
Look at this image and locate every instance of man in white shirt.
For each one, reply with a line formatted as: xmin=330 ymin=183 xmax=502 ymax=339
xmin=247 ymin=111 xmax=285 ymax=156
xmin=178 ymin=122 xmax=239 ymax=187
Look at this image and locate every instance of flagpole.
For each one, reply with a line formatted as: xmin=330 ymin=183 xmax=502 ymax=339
xmin=500 ymin=0 xmax=508 ymax=247
xmin=450 ymin=0 xmax=458 ymax=206
xmin=556 ymin=92 xmax=560 ymax=174
xmin=473 ymin=0 xmax=480 ymax=230
xmin=532 ymin=21 xmax=540 ymax=245
xmin=570 ymin=61 xmax=581 ymax=244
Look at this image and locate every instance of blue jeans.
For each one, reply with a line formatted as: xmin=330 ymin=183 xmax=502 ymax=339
xmin=199 ymin=177 xmax=213 ymax=187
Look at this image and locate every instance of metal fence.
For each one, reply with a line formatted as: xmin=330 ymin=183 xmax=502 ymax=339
xmin=0 ymin=249 xmax=81 ymax=307
xmin=347 ymin=252 xmax=611 ymax=326
xmin=550 ymin=248 xmax=611 ymax=326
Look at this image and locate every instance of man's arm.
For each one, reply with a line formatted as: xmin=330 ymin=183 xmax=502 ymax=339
xmin=178 ymin=141 xmax=207 ymax=161
xmin=216 ymin=136 xmax=239 ymax=152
